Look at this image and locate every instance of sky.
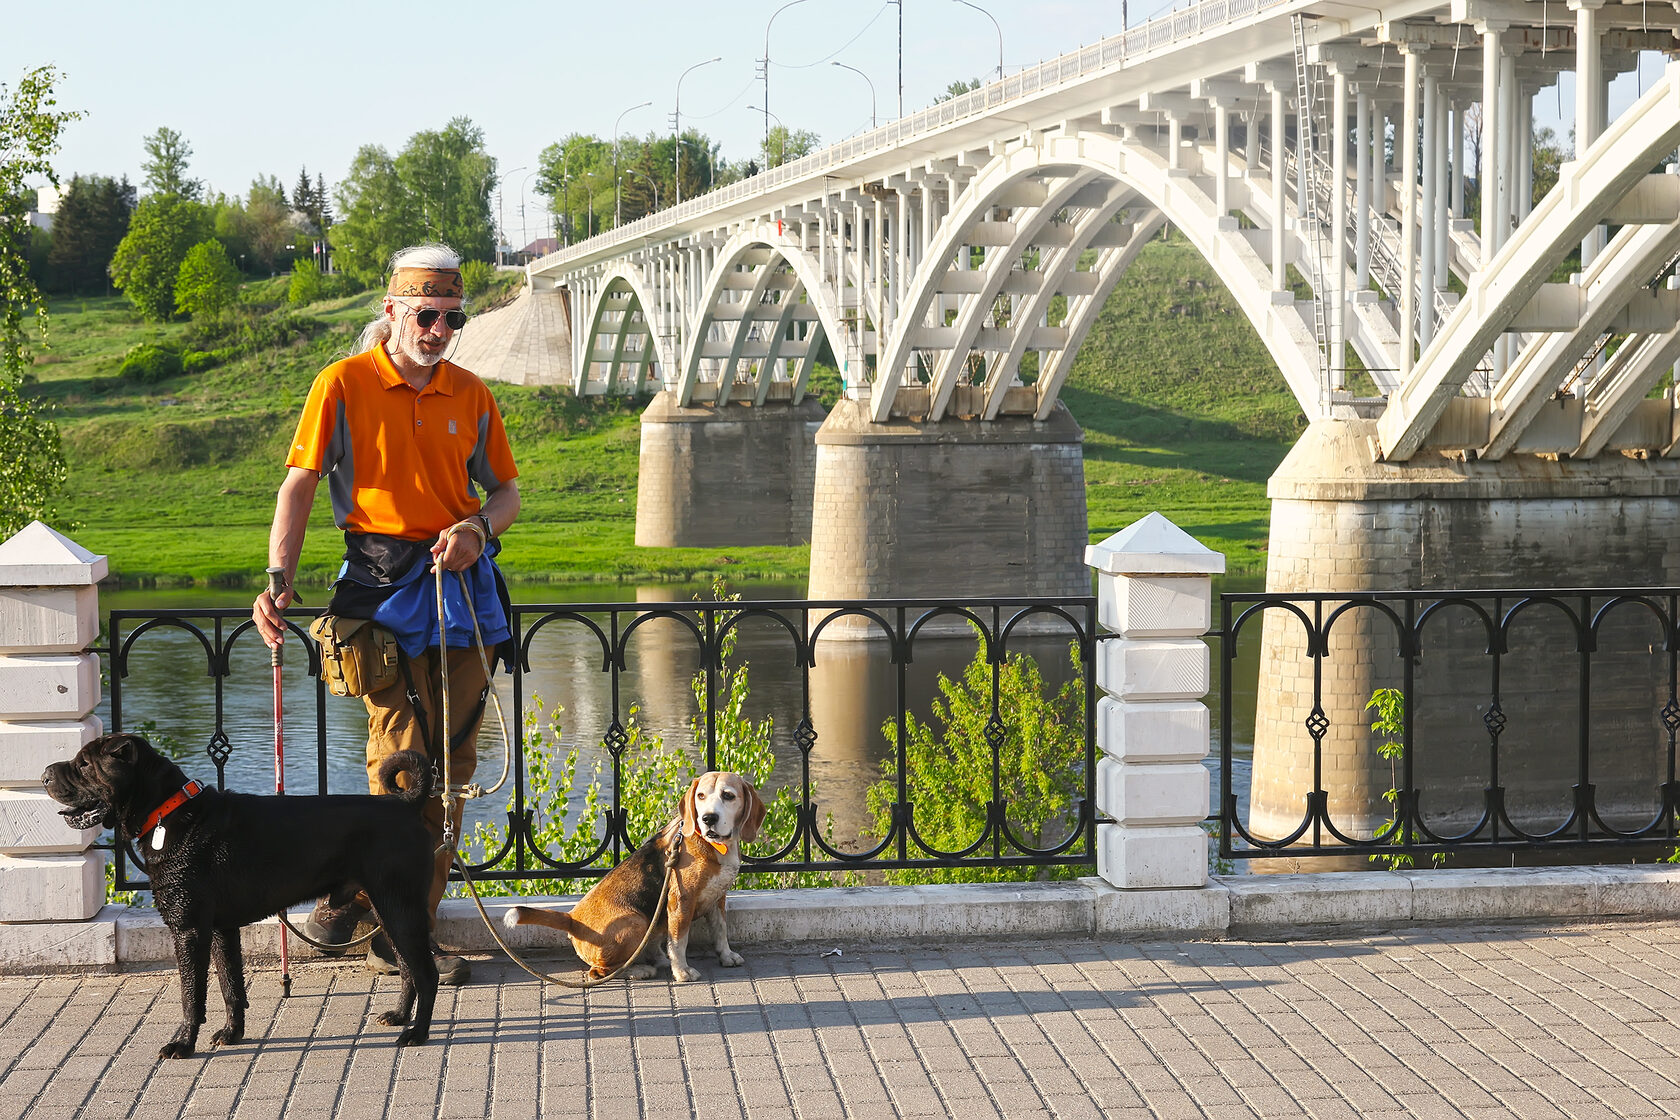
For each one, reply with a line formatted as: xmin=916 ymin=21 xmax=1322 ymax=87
xmin=5 ymin=0 xmax=1663 ymax=247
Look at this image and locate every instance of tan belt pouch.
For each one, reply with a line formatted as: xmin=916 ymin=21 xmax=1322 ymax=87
xmin=307 ymin=615 xmax=401 ymax=697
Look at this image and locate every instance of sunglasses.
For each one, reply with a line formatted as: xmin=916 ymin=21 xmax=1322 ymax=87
xmin=407 ymin=306 xmax=468 ymax=331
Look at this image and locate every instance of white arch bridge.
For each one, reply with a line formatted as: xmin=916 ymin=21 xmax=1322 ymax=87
xmin=532 ymin=0 xmax=1680 ymax=465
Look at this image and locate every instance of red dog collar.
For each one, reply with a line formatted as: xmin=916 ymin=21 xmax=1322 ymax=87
xmin=141 ymin=780 xmax=204 ymax=838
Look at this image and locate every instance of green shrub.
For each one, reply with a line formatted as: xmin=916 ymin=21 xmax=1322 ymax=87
xmin=867 ymin=628 xmax=1088 ymax=884
xmin=181 ymin=348 xmax=234 ymax=375
xmin=286 ymin=259 xmax=323 ymax=306
xmin=460 ymin=259 xmax=494 ymax=299
xmin=117 ymin=342 xmax=184 ymax=384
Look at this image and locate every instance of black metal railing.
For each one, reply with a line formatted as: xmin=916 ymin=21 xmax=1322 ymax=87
xmin=104 ymin=596 xmax=1099 ymax=890
xmin=1218 ymin=587 xmax=1680 ymax=862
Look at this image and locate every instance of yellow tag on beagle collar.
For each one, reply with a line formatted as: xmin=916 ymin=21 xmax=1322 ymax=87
xmin=706 ymin=838 xmax=728 ymax=856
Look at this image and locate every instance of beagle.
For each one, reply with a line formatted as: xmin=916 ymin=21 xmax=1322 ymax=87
xmin=504 ymin=771 xmax=765 ymax=982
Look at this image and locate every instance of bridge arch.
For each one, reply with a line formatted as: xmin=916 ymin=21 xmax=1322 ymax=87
xmin=679 ymin=223 xmax=846 ymax=408
xmin=573 ymin=261 xmax=673 ymax=398
xmin=873 ymin=130 xmax=1322 ymax=424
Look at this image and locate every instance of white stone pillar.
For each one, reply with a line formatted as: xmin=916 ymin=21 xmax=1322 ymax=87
xmin=0 ymin=522 xmax=110 ymax=967
xmin=1086 ymin=513 xmax=1225 ymax=890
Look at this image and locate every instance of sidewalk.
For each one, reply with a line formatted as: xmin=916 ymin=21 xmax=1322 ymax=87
xmin=4 ymin=918 xmax=1680 ymax=1119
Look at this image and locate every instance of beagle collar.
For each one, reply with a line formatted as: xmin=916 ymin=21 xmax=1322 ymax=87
xmin=141 ymin=780 xmax=204 ymax=838
xmin=689 ymin=827 xmax=729 ymax=856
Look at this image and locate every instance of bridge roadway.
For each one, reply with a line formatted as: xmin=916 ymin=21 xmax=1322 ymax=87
xmin=6 ymin=907 xmax=1680 ymax=1116
xmin=531 ymin=0 xmax=1680 ymax=462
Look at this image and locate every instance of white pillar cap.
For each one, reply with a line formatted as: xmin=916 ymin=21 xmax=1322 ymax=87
xmin=0 ymin=523 xmax=108 ymax=587
xmin=1085 ymin=512 xmax=1226 ymax=576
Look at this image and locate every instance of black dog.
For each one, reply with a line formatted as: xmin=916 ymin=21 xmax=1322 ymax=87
xmin=43 ymin=733 xmax=439 ymax=1058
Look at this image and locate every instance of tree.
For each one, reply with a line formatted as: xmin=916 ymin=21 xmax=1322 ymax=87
xmin=536 ymin=134 xmax=613 ymax=243
xmin=174 ymin=238 xmax=239 ymax=321
xmin=0 ymin=65 xmax=80 ymax=536
xmin=395 ymin=117 xmax=495 ymax=260
xmin=140 ymin=126 xmax=201 ymax=200
xmin=44 ymin=174 xmax=134 ymax=293
xmin=241 ymin=174 xmax=294 ymax=272
xmin=330 ymin=144 xmax=418 ymax=285
xmin=933 ymin=78 xmax=983 ymax=103
xmin=108 ymin=194 xmax=212 ymax=320
xmin=331 ymin=119 xmax=494 ymax=283
xmin=761 ymin=125 xmax=820 ymax=169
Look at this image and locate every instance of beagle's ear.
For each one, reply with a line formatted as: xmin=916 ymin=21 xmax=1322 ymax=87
xmin=740 ymin=780 xmax=766 ymax=844
xmin=681 ymin=777 xmax=701 ymax=837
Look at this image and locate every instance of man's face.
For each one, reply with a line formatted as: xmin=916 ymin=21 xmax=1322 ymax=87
xmin=386 ymin=296 xmax=464 ymax=369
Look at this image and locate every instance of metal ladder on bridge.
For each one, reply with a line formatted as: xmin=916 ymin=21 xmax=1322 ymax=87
xmin=1291 ymin=15 xmax=1333 ymax=404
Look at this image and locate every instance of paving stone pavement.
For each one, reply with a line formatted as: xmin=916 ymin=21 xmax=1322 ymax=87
xmin=4 ymin=920 xmax=1680 ymax=1119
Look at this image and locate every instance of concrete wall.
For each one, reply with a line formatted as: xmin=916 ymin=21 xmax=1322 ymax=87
xmin=634 ymin=392 xmax=827 ymax=548
xmin=807 ymin=399 xmax=1089 ymax=610
xmin=1250 ymin=418 xmax=1680 ymax=844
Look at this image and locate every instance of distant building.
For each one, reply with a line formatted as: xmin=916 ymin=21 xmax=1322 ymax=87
xmin=27 ymin=184 xmax=59 ymax=232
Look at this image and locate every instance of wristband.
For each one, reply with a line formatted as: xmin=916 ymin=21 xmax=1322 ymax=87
xmin=476 ymin=512 xmax=494 ymax=541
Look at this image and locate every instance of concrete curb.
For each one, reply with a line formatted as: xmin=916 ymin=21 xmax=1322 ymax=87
xmin=5 ymin=864 xmax=1680 ymax=971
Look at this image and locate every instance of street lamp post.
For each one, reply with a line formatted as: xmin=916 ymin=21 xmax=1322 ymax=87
xmin=831 ymin=61 xmax=877 ymax=129
xmin=613 ymin=101 xmax=652 ymax=227
xmin=494 ymin=165 xmax=526 ymax=265
xmin=674 ymin=55 xmax=723 ymax=206
xmin=762 ymin=0 xmax=814 ymax=160
xmin=621 ymin=169 xmax=660 ymax=215
xmin=746 ymin=106 xmax=784 ymax=168
xmin=952 ymin=0 xmax=1004 ymax=81
xmin=518 ymin=168 xmax=540 ymax=253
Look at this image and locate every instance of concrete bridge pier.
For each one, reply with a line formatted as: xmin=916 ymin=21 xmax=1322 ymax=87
xmin=806 ymin=399 xmax=1090 ymax=621
xmin=635 ymin=391 xmax=828 ymax=547
xmin=1249 ymin=419 xmax=1680 ymax=850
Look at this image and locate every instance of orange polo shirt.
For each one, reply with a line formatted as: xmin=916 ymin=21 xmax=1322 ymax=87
xmin=287 ymin=344 xmax=518 ymax=539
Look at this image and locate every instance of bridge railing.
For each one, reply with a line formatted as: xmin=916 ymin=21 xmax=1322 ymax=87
xmin=102 ymin=596 xmax=1100 ymax=890
xmin=531 ymin=0 xmax=1298 ymax=275
xmin=1216 ymin=587 xmax=1680 ymax=864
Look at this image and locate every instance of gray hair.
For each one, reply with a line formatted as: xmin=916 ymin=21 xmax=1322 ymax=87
xmin=354 ymin=243 xmax=465 ymax=354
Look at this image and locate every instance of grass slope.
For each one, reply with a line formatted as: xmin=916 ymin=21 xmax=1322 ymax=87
xmin=25 ymin=236 xmax=1296 ymax=586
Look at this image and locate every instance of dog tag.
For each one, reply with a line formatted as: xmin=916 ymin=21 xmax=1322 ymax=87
xmin=150 ymin=827 xmax=165 ymax=851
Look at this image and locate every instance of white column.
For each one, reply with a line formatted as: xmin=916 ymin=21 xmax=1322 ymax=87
xmin=1271 ymin=86 xmax=1286 ymax=290
xmin=1450 ymin=100 xmax=1466 ymax=219
xmin=1420 ymin=75 xmax=1439 ymax=349
xmin=1480 ymin=26 xmax=1503 ymax=267
xmin=1435 ymin=91 xmax=1451 ymax=290
xmin=1331 ymin=71 xmax=1348 ymax=381
xmin=1574 ymin=0 xmax=1606 ymax=266
xmin=1355 ymin=88 xmax=1371 ymax=293
xmin=1086 ymin=513 xmax=1225 ymax=890
xmin=1214 ymin=101 xmax=1230 ymax=219
xmin=1400 ymin=47 xmax=1421 ymax=376
xmin=0 ymin=522 xmax=110 ymax=969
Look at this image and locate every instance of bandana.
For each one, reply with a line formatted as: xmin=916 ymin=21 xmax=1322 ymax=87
xmin=388 ymin=267 xmax=464 ymax=299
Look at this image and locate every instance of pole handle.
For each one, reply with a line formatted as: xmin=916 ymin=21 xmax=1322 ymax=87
xmin=265 ymin=566 xmax=287 ymax=668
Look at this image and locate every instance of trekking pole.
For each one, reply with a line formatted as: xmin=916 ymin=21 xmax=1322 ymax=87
xmin=265 ymin=565 xmax=293 ymax=999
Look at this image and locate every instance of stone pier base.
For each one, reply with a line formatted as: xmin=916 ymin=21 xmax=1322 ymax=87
xmin=807 ymin=400 xmax=1089 ymax=627
xmin=1249 ymin=418 xmax=1680 ymax=846
xmin=634 ymin=392 xmax=827 ymax=547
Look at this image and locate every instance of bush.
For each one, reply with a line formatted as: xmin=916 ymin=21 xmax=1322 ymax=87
xmin=118 ymin=342 xmax=184 ymax=384
xmin=181 ymin=347 xmax=235 ymax=374
xmin=287 ymin=259 xmax=323 ymax=306
xmin=460 ymin=259 xmax=494 ymax=299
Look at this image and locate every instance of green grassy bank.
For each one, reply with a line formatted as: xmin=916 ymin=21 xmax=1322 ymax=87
xmin=24 ymin=236 xmax=1298 ymax=588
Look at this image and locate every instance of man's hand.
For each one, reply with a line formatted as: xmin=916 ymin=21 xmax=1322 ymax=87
xmin=431 ymin=524 xmax=484 ymax=573
xmin=253 ymin=587 xmax=293 ymax=648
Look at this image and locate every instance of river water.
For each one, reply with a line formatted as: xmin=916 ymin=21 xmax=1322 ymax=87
xmin=98 ymin=579 xmax=1258 ymax=861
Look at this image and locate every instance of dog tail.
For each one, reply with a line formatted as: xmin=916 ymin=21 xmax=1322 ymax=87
xmin=375 ymin=750 xmax=434 ymax=805
xmin=503 ymin=905 xmax=576 ymax=935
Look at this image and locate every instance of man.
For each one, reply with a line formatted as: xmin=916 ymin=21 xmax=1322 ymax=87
xmin=253 ymin=243 xmax=520 ymax=986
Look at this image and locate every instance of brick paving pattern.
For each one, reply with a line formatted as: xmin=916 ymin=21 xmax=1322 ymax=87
xmin=4 ymin=921 xmax=1679 ymax=1118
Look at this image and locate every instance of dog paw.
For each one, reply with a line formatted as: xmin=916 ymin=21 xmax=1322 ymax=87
xmin=622 ymin=963 xmax=657 ymax=980
xmin=158 ymin=1040 xmax=196 ymax=1060
xmin=396 ymin=1027 xmax=430 ymax=1047
xmin=376 ymin=1010 xmax=410 ymax=1027
xmin=718 ymin=950 xmax=745 ymax=968
xmin=671 ymin=965 xmax=704 ymax=983
xmin=209 ymin=1026 xmax=244 ymax=1048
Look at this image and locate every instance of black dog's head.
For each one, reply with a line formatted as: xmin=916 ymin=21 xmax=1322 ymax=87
xmin=42 ymin=733 xmax=188 ymax=836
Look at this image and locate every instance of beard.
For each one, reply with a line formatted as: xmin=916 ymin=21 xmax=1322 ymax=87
xmin=394 ymin=330 xmax=446 ymax=368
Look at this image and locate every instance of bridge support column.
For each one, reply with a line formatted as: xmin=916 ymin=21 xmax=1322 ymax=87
xmin=806 ymin=399 xmax=1089 ymax=616
xmin=635 ymin=392 xmax=827 ymax=548
xmin=0 ymin=522 xmax=110 ymax=968
xmin=1249 ymin=419 xmax=1680 ymax=852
